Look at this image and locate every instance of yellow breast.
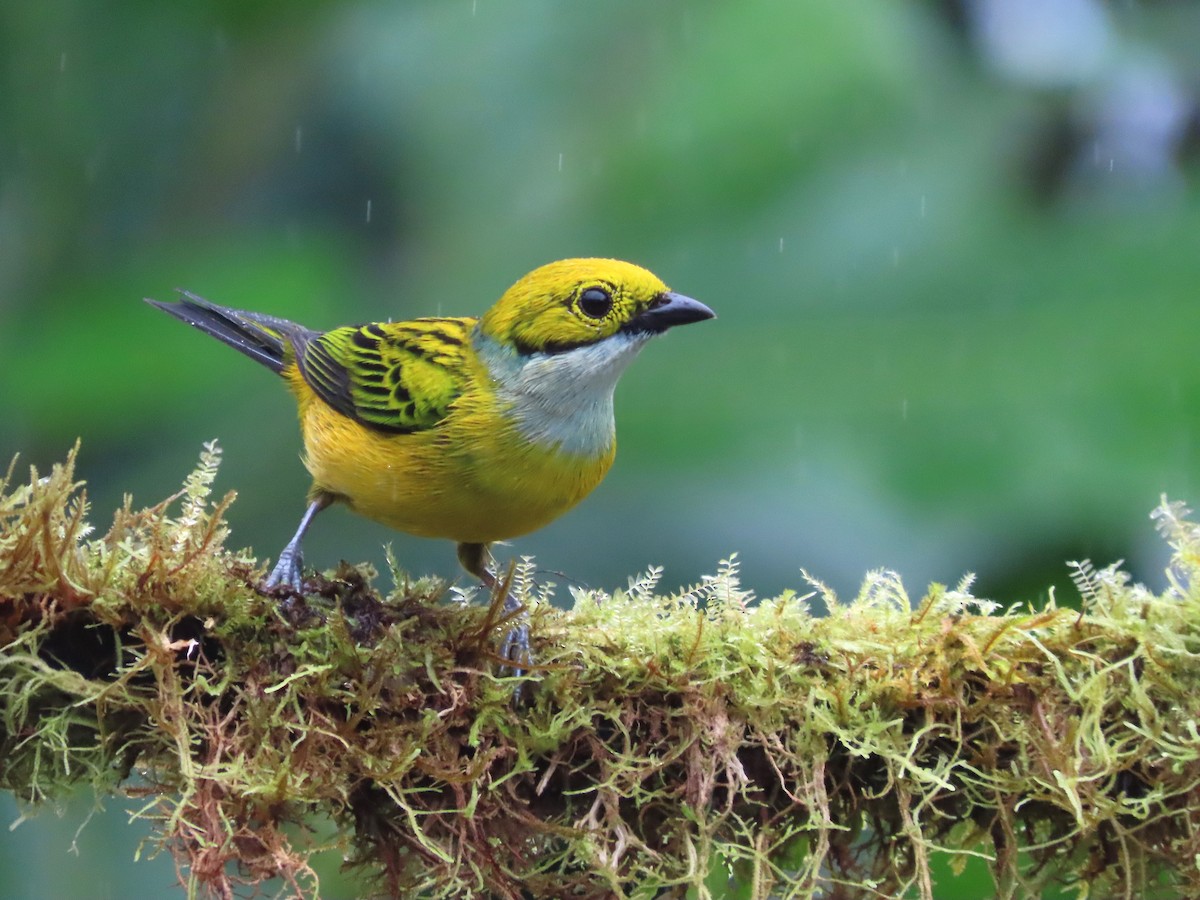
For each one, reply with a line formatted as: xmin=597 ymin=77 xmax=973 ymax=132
xmin=287 ymin=366 xmax=616 ymax=545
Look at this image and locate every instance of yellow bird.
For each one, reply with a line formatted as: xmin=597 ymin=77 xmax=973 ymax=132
xmin=148 ymin=258 xmax=713 ymax=659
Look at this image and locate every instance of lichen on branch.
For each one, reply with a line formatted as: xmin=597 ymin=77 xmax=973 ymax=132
xmin=2 ymin=444 xmax=1200 ymax=899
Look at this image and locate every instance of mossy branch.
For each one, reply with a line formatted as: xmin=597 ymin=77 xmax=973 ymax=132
xmin=3 ymin=445 xmax=1200 ymax=899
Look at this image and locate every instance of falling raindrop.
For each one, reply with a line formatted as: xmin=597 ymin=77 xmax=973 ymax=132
xmin=778 ymin=237 xmax=785 ymax=253
xmin=901 ymin=399 xmax=908 ymax=420
xmin=558 ymin=152 xmax=564 ymax=172
xmin=365 ymin=199 xmax=373 ymax=223
xmin=294 ymin=127 xmax=303 ymax=154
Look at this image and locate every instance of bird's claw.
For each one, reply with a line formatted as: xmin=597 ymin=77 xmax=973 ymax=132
xmin=498 ymin=592 xmax=532 ymax=702
xmin=264 ymin=547 xmax=304 ymax=592
xmin=499 ymin=621 xmax=531 ymax=677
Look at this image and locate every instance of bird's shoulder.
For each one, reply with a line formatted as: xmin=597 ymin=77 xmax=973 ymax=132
xmin=298 ymin=316 xmax=481 ymax=433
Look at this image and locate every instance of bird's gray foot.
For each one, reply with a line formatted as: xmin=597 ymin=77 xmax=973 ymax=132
xmin=262 ymin=496 xmax=332 ymax=593
xmin=459 ymin=542 xmax=534 ymax=699
xmin=499 ymin=591 xmax=532 ymax=678
xmin=496 ymin=589 xmax=533 ymax=706
xmin=264 ymin=543 xmax=304 ymax=591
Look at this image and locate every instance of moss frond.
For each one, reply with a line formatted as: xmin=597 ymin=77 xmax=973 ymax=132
xmin=3 ymin=446 xmax=1200 ymax=899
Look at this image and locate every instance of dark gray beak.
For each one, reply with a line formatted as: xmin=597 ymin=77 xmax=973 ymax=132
xmin=627 ymin=291 xmax=716 ymax=334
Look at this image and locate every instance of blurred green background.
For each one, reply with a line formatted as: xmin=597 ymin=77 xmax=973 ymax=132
xmin=2 ymin=0 xmax=1198 ymax=897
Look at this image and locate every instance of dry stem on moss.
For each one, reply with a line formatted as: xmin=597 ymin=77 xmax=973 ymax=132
xmin=3 ymin=444 xmax=1200 ymax=899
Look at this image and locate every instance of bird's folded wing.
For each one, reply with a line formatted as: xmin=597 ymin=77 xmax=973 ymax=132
xmin=298 ymin=318 xmax=476 ymax=434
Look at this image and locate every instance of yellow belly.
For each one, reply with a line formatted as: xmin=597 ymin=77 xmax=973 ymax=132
xmin=293 ymin=381 xmax=615 ymax=544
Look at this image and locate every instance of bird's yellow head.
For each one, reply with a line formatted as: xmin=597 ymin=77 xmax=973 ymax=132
xmin=480 ymin=258 xmax=712 ymax=355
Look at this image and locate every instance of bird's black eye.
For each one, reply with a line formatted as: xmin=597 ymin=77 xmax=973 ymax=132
xmin=578 ymin=287 xmax=613 ymax=319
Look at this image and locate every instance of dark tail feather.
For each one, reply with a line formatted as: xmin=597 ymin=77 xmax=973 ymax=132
xmin=145 ymin=291 xmax=309 ymax=374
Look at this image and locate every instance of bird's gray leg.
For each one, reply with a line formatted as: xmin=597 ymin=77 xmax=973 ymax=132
xmin=457 ymin=542 xmax=531 ymax=683
xmin=265 ymin=494 xmax=332 ymax=590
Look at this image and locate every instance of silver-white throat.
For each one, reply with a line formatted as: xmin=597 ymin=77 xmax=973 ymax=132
xmin=476 ymin=330 xmax=655 ymax=457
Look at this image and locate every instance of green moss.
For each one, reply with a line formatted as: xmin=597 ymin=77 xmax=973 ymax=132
xmin=2 ymin=444 xmax=1200 ymax=898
